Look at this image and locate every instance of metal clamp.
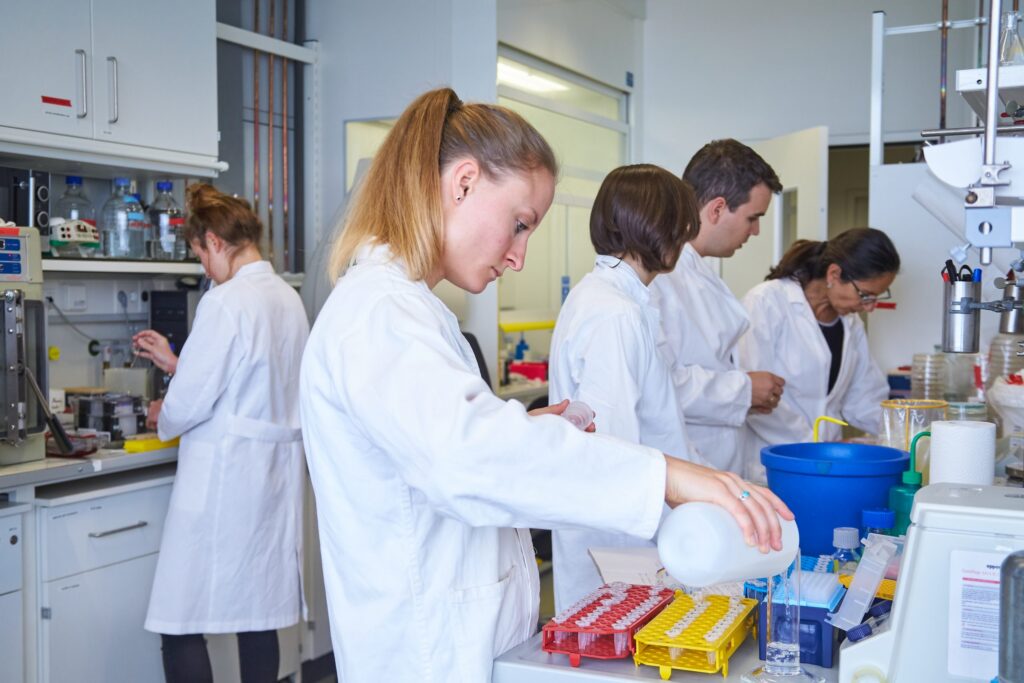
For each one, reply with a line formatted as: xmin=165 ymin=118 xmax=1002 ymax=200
xmin=88 ymin=521 xmax=148 ymax=538
xmin=2 ymin=290 xmax=26 ymax=447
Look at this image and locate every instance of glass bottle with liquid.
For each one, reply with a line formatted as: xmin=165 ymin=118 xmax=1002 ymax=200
xmin=831 ymin=527 xmax=861 ymax=575
xmin=148 ymin=181 xmax=185 ymax=260
xmin=100 ymin=178 xmax=148 ymax=259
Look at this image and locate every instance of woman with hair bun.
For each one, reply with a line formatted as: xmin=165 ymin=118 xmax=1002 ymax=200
xmin=133 ymin=183 xmax=308 ymax=683
xmin=738 ymin=227 xmax=900 ymax=479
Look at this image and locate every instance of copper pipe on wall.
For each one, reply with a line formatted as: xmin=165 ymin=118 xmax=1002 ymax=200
xmin=941 ymin=0 xmax=950 ymax=140
xmin=267 ymin=0 xmax=276 ymax=266
xmin=282 ymin=0 xmax=290 ymax=272
xmin=253 ymin=0 xmax=260 ymax=217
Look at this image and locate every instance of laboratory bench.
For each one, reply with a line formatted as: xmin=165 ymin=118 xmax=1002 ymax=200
xmin=493 ymin=633 xmax=839 ymax=682
xmin=0 ymin=445 xmax=333 ymax=683
xmin=0 ymin=445 xmax=178 ymax=490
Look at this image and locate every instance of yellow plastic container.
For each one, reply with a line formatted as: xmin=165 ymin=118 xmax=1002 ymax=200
xmin=838 ymin=573 xmax=896 ymax=601
xmin=633 ymin=593 xmax=757 ymax=679
xmin=123 ymin=434 xmax=180 ymax=453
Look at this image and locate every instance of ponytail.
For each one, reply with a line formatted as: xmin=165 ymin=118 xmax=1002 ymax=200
xmin=327 ymin=88 xmax=558 ymax=283
xmin=766 ymin=228 xmax=900 ymax=285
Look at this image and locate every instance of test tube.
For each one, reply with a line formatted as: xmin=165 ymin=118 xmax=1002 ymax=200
xmin=742 ymin=554 xmax=824 ymax=683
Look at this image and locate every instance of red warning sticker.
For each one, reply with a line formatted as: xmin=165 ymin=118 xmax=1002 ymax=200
xmin=41 ymin=95 xmax=73 ymax=119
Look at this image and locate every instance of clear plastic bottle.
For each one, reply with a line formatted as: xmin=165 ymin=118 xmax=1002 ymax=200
xmin=561 ymin=401 xmax=595 ymax=430
xmin=53 ymin=176 xmax=96 ymax=226
xmin=100 ymin=178 xmax=149 ymax=259
xmin=830 ymin=527 xmax=861 ymax=575
xmin=148 ymin=181 xmax=185 ymax=260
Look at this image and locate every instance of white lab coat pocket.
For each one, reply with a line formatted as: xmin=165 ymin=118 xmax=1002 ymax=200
xmin=449 ymin=565 xmax=514 ymax=682
xmin=169 ymin=439 xmax=216 ymax=514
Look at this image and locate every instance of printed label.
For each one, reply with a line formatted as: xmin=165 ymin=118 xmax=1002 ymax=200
xmin=41 ymin=95 xmax=73 ymax=119
xmin=947 ymin=549 xmax=1007 ymax=679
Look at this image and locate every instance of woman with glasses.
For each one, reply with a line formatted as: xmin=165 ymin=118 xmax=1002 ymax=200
xmin=736 ymin=227 xmax=900 ymax=480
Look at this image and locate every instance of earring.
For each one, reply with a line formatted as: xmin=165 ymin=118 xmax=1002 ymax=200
xmin=456 ymin=195 xmax=462 ymax=202
xmin=826 ymin=282 xmax=833 ymax=289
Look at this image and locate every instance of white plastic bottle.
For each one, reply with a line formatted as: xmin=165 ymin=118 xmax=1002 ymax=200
xmin=657 ymin=501 xmax=799 ymax=587
xmin=561 ymin=400 xmax=595 ymax=430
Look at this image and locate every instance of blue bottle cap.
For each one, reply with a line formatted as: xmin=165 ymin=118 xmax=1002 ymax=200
xmin=156 ymin=181 xmax=172 ymax=192
xmin=862 ymin=508 xmax=896 ymax=531
xmin=846 ymin=622 xmax=873 ymax=642
xmin=113 ymin=177 xmax=130 ymax=187
xmin=867 ymin=599 xmax=892 ymax=619
xmin=66 ymin=176 xmax=83 ymax=185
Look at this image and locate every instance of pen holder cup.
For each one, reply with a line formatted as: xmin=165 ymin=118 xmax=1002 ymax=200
xmin=943 ymin=280 xmax=981 ymax=354
xmin=1000 ymin=283 xmax=1024 ymax=335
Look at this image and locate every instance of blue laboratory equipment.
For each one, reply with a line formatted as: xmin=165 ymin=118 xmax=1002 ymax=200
xmin=743 ymin=554 xmax=825 ymax=683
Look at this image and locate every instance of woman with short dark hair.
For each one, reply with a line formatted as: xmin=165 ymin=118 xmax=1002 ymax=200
xmin=548 ymin=164 xmax=704 ymax=611
xmin=738 ymin=227 xmax=901 ymax=479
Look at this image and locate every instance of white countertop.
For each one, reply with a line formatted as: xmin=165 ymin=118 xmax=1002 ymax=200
xmin=0 ymin=446 xmax=178 ymax=490
xmin=492 ymin=633 xmax=838 ymax=683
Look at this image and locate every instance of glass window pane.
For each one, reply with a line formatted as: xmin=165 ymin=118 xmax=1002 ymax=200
xmin=345 ymin=119 xmax=394 ymax=191
xmin=498 ymin=56 xmax=622 ymax=121
xmin=499 ymin=97 xmax=624 ymax=180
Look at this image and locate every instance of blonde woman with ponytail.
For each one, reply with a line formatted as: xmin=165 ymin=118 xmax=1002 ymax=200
xmin=300 ymin=88 xmax=791 ymax=683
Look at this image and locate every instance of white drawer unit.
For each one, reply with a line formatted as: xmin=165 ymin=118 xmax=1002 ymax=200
xmin=0 ymin=590 xmax=24 ymax=683
xmin=35 ymin=465 xmax=174 ymax=683
xmin=42 ymin=553 xmax=163 ymax=683
xmin=0 ymin=507 xmax=24 ymax=595
xmin=0 ymin=503 xmax=28 ymax=683
xmin=39 ymin=481 xmax=170 ymax=581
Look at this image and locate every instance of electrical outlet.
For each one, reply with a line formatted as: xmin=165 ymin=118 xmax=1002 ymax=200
xmin=113 ymin=281 xmax=143 ymax=314
xmin=65 ymin=285 xmax=88 ymax=312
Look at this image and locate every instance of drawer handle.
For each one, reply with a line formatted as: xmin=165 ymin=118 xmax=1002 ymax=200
xmin=88 ymin=520 xmax=148 ymax=538
xmin=75 ymin=49 xmax=88 ymax=119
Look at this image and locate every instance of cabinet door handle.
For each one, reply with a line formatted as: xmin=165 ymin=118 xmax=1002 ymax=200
xmin=75 ymin=49 xmax=88 ymax=119
xmin=88 ymin=520 xmax=147 ymax=538
xmin=107 ymin=56 xmax=119 ymax=124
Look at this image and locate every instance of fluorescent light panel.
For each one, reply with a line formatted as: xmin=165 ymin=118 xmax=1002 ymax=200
xmin=497 ymin=63 xmax=569 ymax=93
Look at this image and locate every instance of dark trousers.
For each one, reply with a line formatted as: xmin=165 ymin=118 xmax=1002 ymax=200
xmin=160 ymin=630 xmax=280 ymax=683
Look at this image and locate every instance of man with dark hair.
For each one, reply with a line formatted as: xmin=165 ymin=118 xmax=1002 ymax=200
xmin=649 ymin=139 xmax=786 ymax=477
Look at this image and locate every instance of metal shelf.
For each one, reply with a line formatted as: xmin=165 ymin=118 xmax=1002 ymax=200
xmin=41 ymin=259 xmax=203 ymax=276
xmin=957 ymin=64 xmax=1024 ymax=120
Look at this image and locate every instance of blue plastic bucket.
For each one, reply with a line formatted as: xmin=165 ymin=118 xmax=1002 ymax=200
xmin=761 ymin=443 xmax=909 ymax=557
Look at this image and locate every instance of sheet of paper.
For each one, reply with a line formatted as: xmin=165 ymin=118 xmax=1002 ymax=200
xmin=947 ymin=549 xmax=1006 ymax=680
xmin=588 ymin=546 xmax=663 ymax=586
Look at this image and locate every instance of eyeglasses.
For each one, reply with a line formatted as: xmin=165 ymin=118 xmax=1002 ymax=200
xmin=849 ymin=280 xmax=892 ymax=304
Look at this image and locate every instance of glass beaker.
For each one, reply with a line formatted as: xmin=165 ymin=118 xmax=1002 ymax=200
xmin=879 ymin=399 xmax=947 ymax=484
xmin=743 ymin=555 xmax=824 ymax=683
xmin=1000 ymin=12 xmax=1024 ymax=66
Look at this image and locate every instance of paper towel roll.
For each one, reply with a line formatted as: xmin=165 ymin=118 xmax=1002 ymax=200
xmin=930 ymin=420 xmax=997 ymax=486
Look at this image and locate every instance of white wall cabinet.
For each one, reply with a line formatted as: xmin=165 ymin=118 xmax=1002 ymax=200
xmin=0 ymin=0 xmax=218 ymax=161
xmin=35 ymin=470 xmax=173 ymax=683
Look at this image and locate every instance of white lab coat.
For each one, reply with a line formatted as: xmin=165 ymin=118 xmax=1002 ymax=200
xmin=737 ymin=278 xmax=889 ymax=480
xmin=300 ymin=244 xmax=667 ymax=683
xmin=649 ymin=244 xmax=753 ymax=473
xmin=548 ymin=255 xmax=695 ymax=612
xmin=145 ymin=260 xmax=309 ymax=635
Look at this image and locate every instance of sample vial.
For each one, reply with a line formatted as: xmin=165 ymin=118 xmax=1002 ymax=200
xmin=561 ymin=401 xmax=595 ymax=431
